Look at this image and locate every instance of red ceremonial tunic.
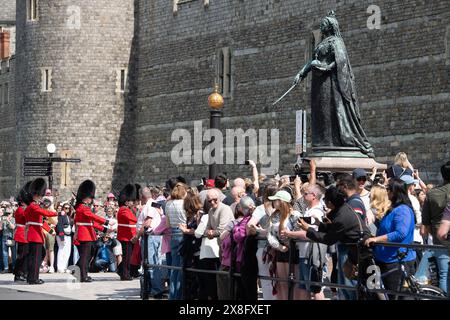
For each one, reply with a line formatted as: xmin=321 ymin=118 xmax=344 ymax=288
xmin=117 ymin=206 xmax=137 ymax=242
xmin=14 ymin=206 xmax=28 ymax=243
xmin=74 ymin=204 xmax=107 ymax=242
xmin=25 ymin=202 xmax=58 ymax=244
xmin=73 ymin=220 xmax=106 ymax=246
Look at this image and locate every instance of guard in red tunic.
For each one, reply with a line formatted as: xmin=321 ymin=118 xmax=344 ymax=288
xmin=74 ymin=180 xmax=111 ymax=282
xmin=25 ymin=178 xmax=58 ymax=285
xmin=117 ymin=184 xmax=138 ymax=281
xmin=13 ymin=181 xmax=32 ymax=282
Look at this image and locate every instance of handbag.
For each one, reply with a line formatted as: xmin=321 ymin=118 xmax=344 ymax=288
xmin=342 ymin=207 xmax=365 ymax=280
xmin=6 ymin=237 xmax=15 ymax=247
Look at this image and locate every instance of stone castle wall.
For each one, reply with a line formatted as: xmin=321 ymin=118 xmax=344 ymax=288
xmin=10 ymin=0 xmax=134 ymax=199
xmin=133 ymin=0 xmax=450 ymax=185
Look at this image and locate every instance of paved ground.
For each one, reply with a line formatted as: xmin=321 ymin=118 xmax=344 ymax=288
xmin=0 ymin=272 xmax=144 ymax=300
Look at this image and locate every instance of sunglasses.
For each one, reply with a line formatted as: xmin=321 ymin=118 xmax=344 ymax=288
xmin=207 ymin=198 xmax=218 ymax=203
xmin=63 ymin=207 xmax=70 ymax=210
xmin=357 ymin=177 xmax=367 ymax=182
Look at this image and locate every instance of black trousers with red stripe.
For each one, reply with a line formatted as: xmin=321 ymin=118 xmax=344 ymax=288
xmin=76 ymin=241 xmax=94 ymax=281
xmin=14 ymin=242 xmax=28 ymax=277
xmin=118 ymin=241 xmax=133 ymax=279
xmin=27 ymin=242 xmax=43 ymax=283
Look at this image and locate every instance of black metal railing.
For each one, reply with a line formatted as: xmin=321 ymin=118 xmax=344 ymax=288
xmin=141 ymin=234 xmax=449 ymax=300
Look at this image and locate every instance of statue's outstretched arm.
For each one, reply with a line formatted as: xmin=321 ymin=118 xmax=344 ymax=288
xmin=293 ymin=61 xmax=312 ymax=85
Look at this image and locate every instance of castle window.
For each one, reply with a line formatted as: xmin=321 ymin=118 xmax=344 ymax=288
xmin=216 ymin=47 xmax=233 ymax=98
xmin=3 ymin=83 xmax=8 ymax=104
xmin=27 ymin=0 xmax=38 ymax=21
xmin=41 ymin=68 xmax=52 ymax=92
xmin=173 ymin=0 xmax=209 ymax=15
xmin=116 ymin=68 xmax=128 ymax=93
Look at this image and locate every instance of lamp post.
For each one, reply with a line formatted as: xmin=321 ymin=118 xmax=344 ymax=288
xmin=46 ymin=143 xmax=56 ymax=191
xmin=207 ymin=84 xmax=224 ymax=179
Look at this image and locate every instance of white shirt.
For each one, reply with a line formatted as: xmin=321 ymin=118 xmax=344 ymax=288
xmin=408 ymin=193 xmax=423 ymax=243
xmin=298 ymin=204 xmax=325 ymax=258
xmin=195 ymin=213 xmax=220 ymax=259
xmin=136 ymin=200 xmax=161 ymax=232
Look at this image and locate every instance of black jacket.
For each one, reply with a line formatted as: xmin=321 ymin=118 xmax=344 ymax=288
xmin=306 ymin=203 xmax=372 ymax=264
xmin=56 ymin=214 xmax=70 ymax=240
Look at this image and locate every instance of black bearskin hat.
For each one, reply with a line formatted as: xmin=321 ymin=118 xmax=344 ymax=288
xmin=17 ymin=181 xmax=33 ymax=205
xmin=29 ymin=178 xmax=47 ymax=197
xmin=118 ymin=184 xmax=137 ymax=206
xmin=135 ymin=183 xmax=142 ymax=201
xmin=76 ymin=180 xmax=96 ymax=202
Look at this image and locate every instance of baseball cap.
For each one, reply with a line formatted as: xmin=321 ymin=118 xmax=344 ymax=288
xmin=205 ymin=179 xmax=215 ymax=188
xmin=107 ymin=193 xmax=115 ymax=199
xmin=352 ymin=168 xmax=367 ymax=180
xmin=268 ymin=190 xmax=292 ymax=203
xmin=400 ymin=175 xmax=418 ymax=186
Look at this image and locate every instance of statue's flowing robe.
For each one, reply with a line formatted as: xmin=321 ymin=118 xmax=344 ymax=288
xmin=311 ymin=35 xmax=374 ymax=157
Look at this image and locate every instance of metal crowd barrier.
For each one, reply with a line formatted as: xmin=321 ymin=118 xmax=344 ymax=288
xmin=142 ymin=233 xmax=449 ymax=300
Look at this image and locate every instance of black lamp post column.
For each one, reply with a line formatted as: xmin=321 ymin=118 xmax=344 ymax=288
xmin=207 ymin=84 xmax=224 ymax=180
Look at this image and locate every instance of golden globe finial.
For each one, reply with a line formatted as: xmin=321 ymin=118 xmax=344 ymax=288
xmin=208 ymin=84 xmax=224 ymax=110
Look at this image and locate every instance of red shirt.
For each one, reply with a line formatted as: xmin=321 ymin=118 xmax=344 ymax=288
xmin=14 ymin=206 xmax=28 ymax=243
xmin=73 ymin=220 xmax=106 ymax=246
xmin=117 ymin=206 xmax=137 ymax=242
xmin=74 ymin=204 xmax=107 ymax=242
xmin=25 ymin=202 xmax=58 ymax=244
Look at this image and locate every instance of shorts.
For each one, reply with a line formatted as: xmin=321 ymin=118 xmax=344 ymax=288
xmin=44 ymin=232 xmax=56 ymax=252
xmin=276 ymin=245 xmax=299 ymax=264
xmin=113 ymin=240 xmax=123 ymax=256
xmin=298 ymin=257 xmax=323 ymax=293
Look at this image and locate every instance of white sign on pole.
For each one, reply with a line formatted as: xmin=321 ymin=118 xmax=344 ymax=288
xmin=295 ymin=110 xmax=303 ymax=155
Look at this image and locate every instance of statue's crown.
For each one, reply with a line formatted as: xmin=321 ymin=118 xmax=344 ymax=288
xmin=327 ymin=10 xmax=336 ymax=18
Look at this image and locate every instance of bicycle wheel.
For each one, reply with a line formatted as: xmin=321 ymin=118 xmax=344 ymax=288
xmin=417 ymin=284 xmax=446 ymax=299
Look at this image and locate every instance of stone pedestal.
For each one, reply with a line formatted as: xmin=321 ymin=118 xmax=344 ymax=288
xmin=310 ymin=156 xmax=388 ymax=172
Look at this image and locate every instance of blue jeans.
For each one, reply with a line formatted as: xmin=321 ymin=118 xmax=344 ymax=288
xmin=431 ymin=250 xmax=450 ymax=294
xmin=2 ymin=237 xmax=16 ymax=271
xmin=337 ymin=244 xmax=357 ymax=300
xmin=161 ymin=252 xmax=172 ymax=283
xmin=141 ymin=235 xmax=164 ymax=296
xmin=95 ymin=259 xmax=117 ymax=272
xmin=414 ymin=250 xmax=433 ymax=283
xmin=169 ymin=230 xmax=184 ymax=300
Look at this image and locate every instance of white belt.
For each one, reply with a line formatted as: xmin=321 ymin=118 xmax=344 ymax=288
xmin=26 ymin=222 xmax=43 ymax=226
xmin=118 ymin=224 xmax=137 ymax=228
xmin=76 ymin=222 xmax=94 ymax=226
xmin=16 ymin=224 xmax=26 ymax=227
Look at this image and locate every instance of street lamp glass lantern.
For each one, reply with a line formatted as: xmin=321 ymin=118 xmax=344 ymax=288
xmin=47 ymin=143 xmax=56 ymax=154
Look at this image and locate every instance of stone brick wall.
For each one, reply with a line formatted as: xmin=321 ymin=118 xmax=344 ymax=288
xmin=133 ymin=0 xmax=450 ymax=186
xmin=0 ymin=57 xmax=16 ymax=198
xmin=10 ymin=0 xmax=134 ymax=199
xmin=0 ymin=0 xmax=15 ymax=22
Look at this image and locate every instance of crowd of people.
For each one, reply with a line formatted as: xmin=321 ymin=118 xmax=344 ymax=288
xmin=1 ymin=152 xmax=449 ymax=300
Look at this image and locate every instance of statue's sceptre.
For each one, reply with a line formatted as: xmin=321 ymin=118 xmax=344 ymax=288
xmin=272 ymin=61 xmax=311 ymax=106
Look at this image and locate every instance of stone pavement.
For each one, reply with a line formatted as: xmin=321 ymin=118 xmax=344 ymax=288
xmin=0 ymin=272 xmax=143 ymax=300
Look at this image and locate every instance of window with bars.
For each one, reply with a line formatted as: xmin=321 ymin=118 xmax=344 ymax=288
xmin=216 ymin=47 xmax=233 ymax=98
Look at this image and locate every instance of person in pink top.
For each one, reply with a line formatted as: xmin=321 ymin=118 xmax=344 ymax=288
xmin=218 ymin=196 xmax=255 ymax=299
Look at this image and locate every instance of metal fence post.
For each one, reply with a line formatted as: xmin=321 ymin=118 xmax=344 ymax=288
xmin=288 ymin=239 xmax=295 ymax=300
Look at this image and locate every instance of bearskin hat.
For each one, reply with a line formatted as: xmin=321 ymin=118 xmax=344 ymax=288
xmin=29 ymin=178 xmax=47 ymax=197
xmin=76 ymin=180 xmax=96 ymax=202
